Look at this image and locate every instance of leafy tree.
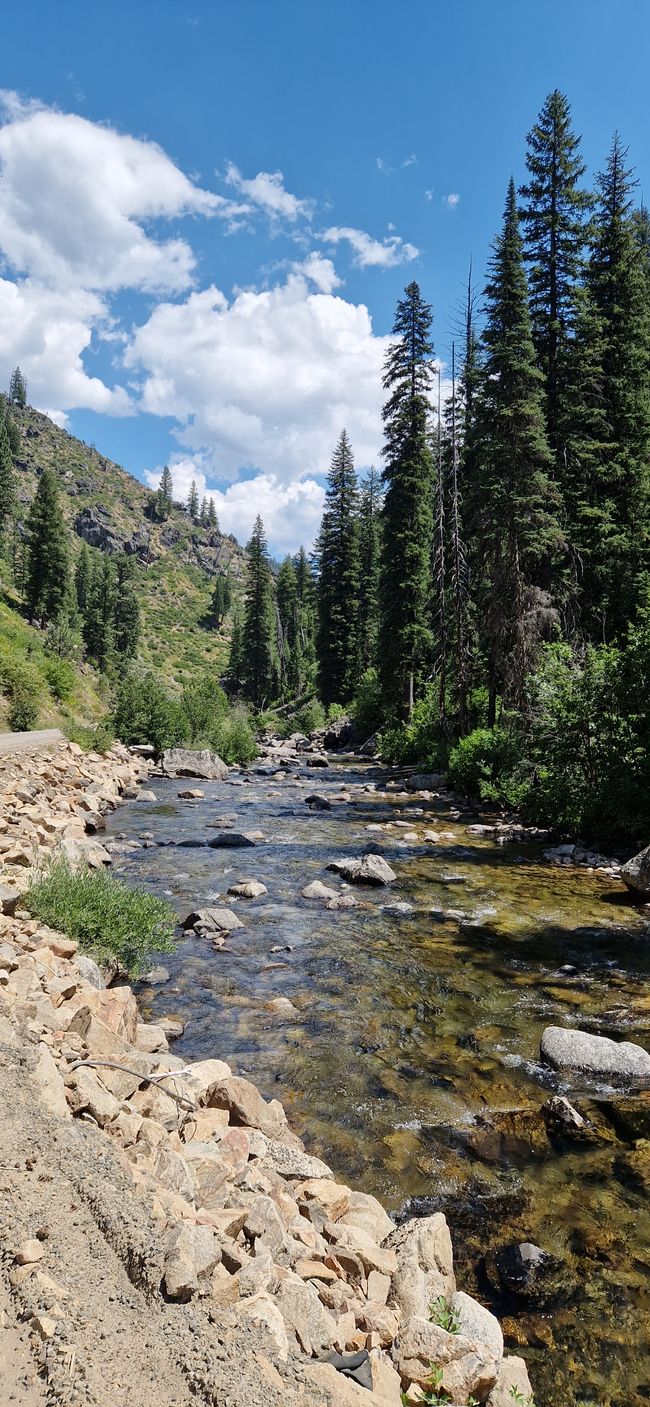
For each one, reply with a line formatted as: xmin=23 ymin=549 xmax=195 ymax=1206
xmin=187 ymin=480 xmax=199 ymax=519
xmin=474 ymin=179 xmax=560 ymax=722
xmin=113 ymin=554 xmax=140 ymax=659
xmin=357 ymin=467 xmax=381 ymax=673
xmin=316 ymin=429 xmax=360 ymax=706
xmin=378 ymin=281 xmax=434 ymax=717
xmin=25 ymin=469 xmax=70 ymax=625
xmin=9 ymin=366 xmax=27 ymax=408
xmin=519 ymin=90 xmax=592 ymax=453
xmin=241 ymin=515 xmax=276 ymax=707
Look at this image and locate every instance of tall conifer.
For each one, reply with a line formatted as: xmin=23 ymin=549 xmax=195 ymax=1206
xmin=25 ymin=469 xmax=70 ymax=625
xmin=357 ymin=467 xmax=381 ymax=673
xmin=316 ymin=429 xmax=360 ymax=705
xmin=241 ymin=515 xmax=276 ymax=707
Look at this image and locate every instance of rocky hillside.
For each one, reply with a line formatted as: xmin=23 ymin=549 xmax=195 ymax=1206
xmin=10 ymin=405 xmax=246 ymax=684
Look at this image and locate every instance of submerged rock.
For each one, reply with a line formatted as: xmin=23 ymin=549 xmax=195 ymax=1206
xmin=540 ymin=1025 xmax=650 ymax=1086
xmin=484 ymin=1240 xmax=571 ymax=1307
xmin=207 ymin=832 xmax=256 ymax=849
xmin=182 ymin=907 xmax=244 ymax=935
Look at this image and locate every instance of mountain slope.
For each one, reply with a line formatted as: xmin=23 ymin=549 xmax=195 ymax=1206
xmin=10 ymin=406 xmax=246 ymax=684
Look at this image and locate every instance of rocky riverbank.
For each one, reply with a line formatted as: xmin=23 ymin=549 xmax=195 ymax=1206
xmin=0 ymin=737 xmax=535 ymax=1407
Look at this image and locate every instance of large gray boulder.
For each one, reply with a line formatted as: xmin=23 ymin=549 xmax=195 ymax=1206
xmin=540 ymin=1025 xmax=650 ymax=1086
xmin=621 ymin=842 xmax=650 ymax=898
xmin=162 ymin=748 xmax=228 ymax=781
xmin=327 ymin=854 xmax=396 ymax=886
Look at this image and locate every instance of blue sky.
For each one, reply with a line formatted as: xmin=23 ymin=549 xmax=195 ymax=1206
xmin=1 ymin=0 xmax=649 ymax=552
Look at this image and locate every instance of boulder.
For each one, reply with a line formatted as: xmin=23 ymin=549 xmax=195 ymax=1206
xmin=450 ymin=1290 xmax=503 ymax=1359
xmin=540 ymin=1025 xmax=650 ymax=1086
xmin=207 ymin=833 xmax=256 ymax=849
xmin=163 ymin=1223 xmax=221 ymax=1301
xmin=227 ymin=879 xmax=268 ymax=898
xmin=207 ymin=1074 xmax=288 ymax=1140
xmin=327 ymin=855 xmax=397 ymax=886
xmin=178 ymin=789 xmax=204 ymax=800
xmin=386 ymin=1214 xmax=455 ymax=1321
xmin=406 ymin=773 xmax=444 ymax=791
xmin=484 ymin=1241 xmax=571 ymax=1307
xmin=322 ymin=717 xmax=360 ymax=751
xmin=75 ymin=954 xmax=104 ymax=989
xmin=305 ymin=794 xmax=333 ymax=810
xmin=621 ymin=842 xmax=650 ymax=898
xmin=274 ymin=1277 xmax=338 ymax=1356
xmin=182 ymin=907 xmax=244 ymax=934
xmin=338 ymin=1190 xmax=395 ymax=1244
xmin=393 ymin=1317 xmax=499 ymax=1399
xmin=232 ymin=1292 xmax=290 ymax=1361
xmin=161 ymin=748 xmax=228 ymax=781
xmin=486 ymin=1355 xmax=534 ymax=1407
xmin=302 ymin=880 xmax=340 ymax=902
xmin=256 ymin=1136 xmax=332 ymax=1180
xmin=32 ymin=1042 xmax=71 ymax=1120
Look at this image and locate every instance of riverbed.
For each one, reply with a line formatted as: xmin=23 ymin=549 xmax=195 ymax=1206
xmin=105 ymin=758 xmax=650 ymax=1407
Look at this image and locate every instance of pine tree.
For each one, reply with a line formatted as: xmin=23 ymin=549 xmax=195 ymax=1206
xmin=241 ymin=515 xmax=276 ymax=707
xmin=113 ymin=554 xmax=140 ymax=659
xmin=576 ymin=134 xmax=650 ymax=638
xmin=208 ymin=499 xmax=219 ymax=530
xmin=475 ymin=179 xmax=560 ymax=721
xmin=226 ymin=603 xmax=245 ymax=694
xmin=316 ymin=429 xmax=360 ymax=706
xmin=75 ymin=544 xmax=92 ymax=614
xmin=378 ymin=281 xmax=435 ymax=717
xmin=519 ymin=91 xmax=592 ymax=453
xmin=25 ymin=469 xmax=70 ymax=625
xmin=0 ymin=410 xmax=16 ymax=549
xmin=83 ymin=554 xmax=116 ymax=671
xmin=293 ymin=546 xmax=317 ymax=697
xmin=276 ymin=555 xmax=299 ymax=698
xmin=211 ymin=571 xmax=232 ymax=628
xmin=200 ymin=496 xmax=209 ymax=527
xmin=9 ymin=366 xmax=27 ymax=408
xmin=188 ymin=480 xmax=199 ymax=519
xmin=357 ymin=467 xmax=381 ymax=673
xmin=432 ymin=368 xmax=448 ymax=722
xmin=154 ymin=466 xmax=173 ymax=521
xmin=446 ymin=342 xmax=471 ymax=731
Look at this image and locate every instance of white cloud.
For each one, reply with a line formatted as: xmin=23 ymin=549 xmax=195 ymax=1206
xmin=443 ymin=193 xmax=460 ymax=209
xmin=0 ymin=90 xmax=225 ymax=293
xmin=321 ymin=226 xmax=419 ymax=269
xmin=425 ymin=189 xmax=433 ymax=202
xmin=145 ymin=460 xmax=325 ymax=555
xmin=224 ymin=162 xmax=312 ymax=222
xmin=0 ymin=277 xmax=131 ymax=414
xmin=402 ymin=153 xmax=417 ymax=168
xmin=126 ymin=271 xmax=389 ymax=488
xmin=292 ymin=253 xmax=342 ymax=293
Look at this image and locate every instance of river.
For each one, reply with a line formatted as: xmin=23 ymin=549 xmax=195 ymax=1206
xmin=105 ymin=757 xmax=650 ymax=1407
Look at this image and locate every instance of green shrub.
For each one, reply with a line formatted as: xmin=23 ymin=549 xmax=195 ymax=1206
xmin=296 ymin=698 xmax=325 ymax=733
xmin=65 ymin=719 xmax=115 ymax=754
xmin=326 ymin=702 xmax=345 ymax=723
xmin=181 ymin=672 xmax=229 ymax=742
xmin=380 ymin=688 xmax=448 ymax=767
xmin=447 ymin=725 xmax=528 ymax=807
xmin=25 ymin=861 xmax=177 ymax=976
xmin=112 ymin=670 xmax=188 ymax=752
xmin=0 ymin=651 xmax=42 ymax=731
xmin=43 ymin=656 xmax=77 ymax=703
xmin=352 ymin=668 xmax=384 ymax=740
xmin=210 ymin=705 xmax=258 ymax=764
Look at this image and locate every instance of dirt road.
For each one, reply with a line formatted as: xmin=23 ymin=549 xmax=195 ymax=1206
xmin=0 ymin=729 xmax=64 ymax=755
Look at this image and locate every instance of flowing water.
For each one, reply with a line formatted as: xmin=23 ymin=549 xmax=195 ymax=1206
xmin=105 ymin=760 xmax=650 ymax=1407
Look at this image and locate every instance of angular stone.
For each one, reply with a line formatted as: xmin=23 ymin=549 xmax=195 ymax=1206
xmin=135 ymin=1022 xmax=169 ymax=1054
xmin=324 ymin=1222 xmax=397 ymax=1277
xmin=487 ymin=1355 xmax=534 ymax=1406
xmin=339 ymin=1190 xmax=395 ymax=1244
xmin=162 ymin=748 xmax=228 ymax=781
xmin=386 ymin=1214 xmax=456 ymax=1321
xmin=182 ymin=907 xmax=244 ymax=933
xmin=163 ymin=1223 xmax=221 ymax=1301
xmin=394 ymin=1317 xmax=499 ymax=1399
xmin=232 ymin=1292 xmax=290 ymax=1361
xmin=295 ymin=1178 xmax=351 ymax=1224
xmin=227 ymin=879 xmax=268 ymax=898
xmin=181 ymin=1058 xmax=232 ymax=1105
xmin=32 ymin=1042 xmax=70 ymax=1121
xmin=451 ymin=1290 xmax=504 ymax=1359
xmin=16 ymin=1239 xmax=45 ymax=1265
xmin=208 ymin=1075 xmax=288 ymax=1139
xmin=65 ymin=1067 xmax=119 ymax=1126
xmin=257 ymin=1135 xmax=333 ymax=1180
xmin=274 ymin=1276 xmax=338 ymax=1356
xmin=327 ymin=855 xmax=397 ymax=886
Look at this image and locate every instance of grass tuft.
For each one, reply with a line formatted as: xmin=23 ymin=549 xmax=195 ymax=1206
xmin=25 ymin=861 xmax=177 ymax=977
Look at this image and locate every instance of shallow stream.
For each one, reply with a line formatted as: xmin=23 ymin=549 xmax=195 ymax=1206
xmin=105 ymin=759 xmax=650 ymax=1407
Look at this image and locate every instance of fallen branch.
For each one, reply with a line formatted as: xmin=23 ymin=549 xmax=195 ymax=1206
xmin=67 ymin=1059 xmax=198 ymax=1111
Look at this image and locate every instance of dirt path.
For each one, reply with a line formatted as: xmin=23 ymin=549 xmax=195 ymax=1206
xmin=0 ymin=729 xmax=64 ymax=755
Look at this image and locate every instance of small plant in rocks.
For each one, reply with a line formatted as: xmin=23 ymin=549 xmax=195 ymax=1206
xmin=421 ymin=1364 xmax=452 ymax=1406
xmin=510 ymin=1389 xmax=536 ymax=1407
xmin=429 ymin=1296 xmax=461 ymax=1334
xmin=25 ymin=861 xmax=177 ymax=976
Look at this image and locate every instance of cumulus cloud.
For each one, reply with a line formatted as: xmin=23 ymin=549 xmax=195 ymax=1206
xmin=145 ymin=460 xmax=325 ymax=556
xmin=443 ymin=192 xmax=460 ymax=208
xmin=402 ymin=153 xmax=417 ymax=168
xmin=0 ymin=277 xmax=131 ymax=414
xmin=321 ymin=226 xmax=419 ymax=269
xmin=292 ymin=253 xmax=342 ymax=293
xmin=0 ymin=90 xmax=227 ymax=293
xmin=224 ymin=162 xmax=312 ymax=222
xmin=126 ymin=271 xmax=389 ymax=486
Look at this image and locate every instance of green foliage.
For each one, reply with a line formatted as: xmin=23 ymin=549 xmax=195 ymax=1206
xmin=380 ymin=688 xmax=448 ymax=768
xmin=429 ymin=1296 xmax=460 ymax=1334
xmin=296 ymin=698 xmax=325 ymax=733
xmin=25 ymin=468 xmax=70 ymax=625
xmin=43 ymin=655 xmax=76 ymax=702
xmin=112 ymin=669 xmax=187 ymax=753
xmin=24 ymin=861 xmax=177 ymax=976
xmin=447 ymin=726 xmax=528 ymax=807
xmin=509 ymin=1388 xmax=536 ymax=1407
xmin=421 ymin=1364 xmax=452 ymax=1406
xmin=241 ymin=515 xmax=277 ymax=708
xmin=210 ymin=705 xmax=257 ymax=764
xmin=0 ymin=650 xmax=43 ymax=731
xmin=9 ymin=366 xmax=27 ymax=408
xmin=64 ymin=719 xmax=115 ymax=753
xmin=352 ymin=667 xmax=384 ymax=739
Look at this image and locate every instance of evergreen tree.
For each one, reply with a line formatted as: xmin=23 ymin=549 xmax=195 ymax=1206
xmin=25 ymin=469 xmax=70 ymax=625
xmin=211 ymin=571 xmax=232 ymax=628
xmin=83 ymin=554 xmax=116 ymax=671
xmin=576 ymin=134 xmax=650 ymax=638
xmin=200 ymin=496 xmax=209 ymax=526
xmin=0 ymin=410 xmax=16 ymax=549
xmin=187 ymin=480 xmax=199 ymax=519
xmin=378 ymin=282 xmax=435 ymax=717
xmin=357 ymin=467 xmax=381 ymax=673
xmin=316 ymin=429 xmax=360 ymax=706
xmin=293 ymin=546 xmax=317 ymax=697
xmin=226 ymin=602 xmax=245 ymax=694
xmin=9 ymin=366 xmax=27 ymax=408
xmin=113 ymin=554 xmax=140 ymax=659
xmin=276 ymin=555 xmax=299 ymax=698
xmin=241 ymin=515 xmax=276 ymax=707
xmin=154 ymin=466 xmax=173 ymax=521
xmin=208 ymin=499 xmax=219 ymax=529
xmin=75 ymin=543 xmax=92 ymax=614
xmin=475 ymin=179 xmax=560 ymax=721
xmin=519 ymin=90 xmax=592 ymax=452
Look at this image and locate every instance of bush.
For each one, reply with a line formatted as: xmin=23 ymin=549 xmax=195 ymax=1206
xmin=112 ymin=670 xmax=188 ymax=753
xmin=296 ymin=698 xmax=325 ymax=733
xmin=64 ymin=719 xmax=115 ymax=754
xmin=25 ymin=861 xmax=177 ymax=976
xmin=447 ymin=725 xmax=528 ymax=807
xmin=43 ymin=656 xmax=76 ymax=703
xmin=380 ymin=688 xmax=449 ymax=767
xmin=351 ymin=668 xmax=384 ymax=740
xmin=325 ymin=702 xmax=345 ymax=723
xmin=0 ymin=651 xmax=42 ymax=731
xmin=210 ymin=705 xmax=258 ymax=764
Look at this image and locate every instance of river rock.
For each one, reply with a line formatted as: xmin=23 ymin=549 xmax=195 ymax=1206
xmin=386 ymin=1213 xmax=455 ymax=1321
xmin=541 ymin=1094 xmax=587 ymax=1136
xmin=75 ymin=954 xmax=104 ymax=989
xmin=207 ymin=832 xmax=255 ymax=848
xmin=256 ymin=1136 xmax=333 ymax=1179
xmin=178 ymin=788 xmax=204 ymax=800
xmin=305 ymin=794 xmax=333 ymax=810
xmin=162 ymin=748 xmax=228 ymax=781
xmin=540 ymin=1025 xmax=650 ymax=1085
xmin=621 ymin=842 xmax=650 ymax=898
xmin=450 ymin=1290 xmax=503 ymax=1359
xmin=327 ymin=855 xmax=397 ymax=886
xmin=486 ymin=1355 xmax=534 ymax=1406
xmin=182 ymin=908 xmax=244 ymax=934
xmin=302 ymin=880 xmax=340 ymax=902
xmin=207 ymin=1074 xmax=288 ymax=1139
xmin=484 ymin=1240 xmax=571 ymax=1306
xmin=406 ymin=773 xmax=444 ymax=791
xmin=227 ymin=879 xmax=268 ymax=898
xmin=393 ymin=1317 xmax=499 ymax=1399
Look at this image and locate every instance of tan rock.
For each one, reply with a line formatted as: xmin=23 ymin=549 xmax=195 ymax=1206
xmin=355 ymin=1300 xmax=400 ymax=1347
xmin=182 ymin=1107 xmax=230 ymax=1143
xmin=210 ymin=1263 xmax=241 ymax=1308
xmin=274 ymin=1276 xmax=338 ymax=1356
xmin=233 ymin=1292 xmax=290 ymax=1361
xmin=65 ymin=1067 xmax=120 ymax=1126
xmin=393 ymin=1317 xmax=499 ymax=1401
xmin=135 ymin=1022 xmax=169 ymax=1053
xmin=150 ymin=1144 xmax=195 ymax=1203
xmin=387 ymin=1213 xmax=455 ymax=1321
xmin=295 ymin=1258 xmax=338 ymax=1282
xmin=324 ymin=1222 xmax=397 ymax=1277
xmin=367 ymin=1270 xmax=391 ymax=1306
xmin=180 ymin=1057 xmax=232 ymax=1105
xmin=208 ymin=1074 xmax=288 ymax=1139
xmin=16 ymin=1239 xmax=45 ymax=1265
xmin=451 ymin=1290 xmax=503 ymax=1359
xmin=163 ymin=1223 xmax=221 ymax=1300
xmin=197 ymin=1206 xmax=249 ymax=1238
xmin=32 ymin=1042 xmax=71 ymax=1120
xmin=339 ymin=1190 xmax=395 ymax=1244
xmin=487 ymin=1355 xmax=534 ymax=1406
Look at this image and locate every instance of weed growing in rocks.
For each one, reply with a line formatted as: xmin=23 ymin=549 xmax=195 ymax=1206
xmin=429 ymin=1295 xmax=460 ymax=1333
xmin=25 ymin=861 xmax=177 ymax=976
